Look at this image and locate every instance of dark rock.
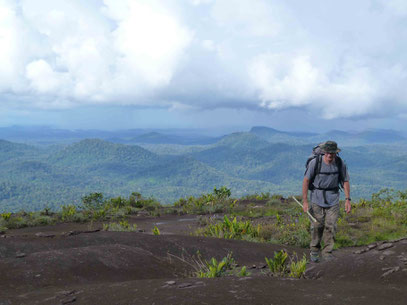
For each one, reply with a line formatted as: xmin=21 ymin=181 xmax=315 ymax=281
xmin=377 ymin=243 xmax=393 ymax=251
xmin=83 ymin=229 xmax=100 ymax=234
xmin=178 ymin=283 xmax=193 ymax=289
xmin=367 ymin=244 xmax=377 ymax=250
xmin=64 ymin=230 xmax=99 ymax=237
xmin=354 ymin=249 xmax=367 ymax=254
xmin=381 ymin=266 xmax=400 ymax=278
xmin=35 ymin=232 xmax=55 ymax=238
xmin=60 ymin=296 xmax=76 ymax=304
xmin=382 ymin=250 xmax=396 ymax=256
xmin=59 ymin=290 xmax=76 ymax=296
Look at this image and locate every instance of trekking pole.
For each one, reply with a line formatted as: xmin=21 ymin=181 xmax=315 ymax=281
xmin=292 ymin=196 xmax=317 ymax=223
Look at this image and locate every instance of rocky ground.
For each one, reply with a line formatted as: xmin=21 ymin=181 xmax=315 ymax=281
xmin=1 ymin=214 xmax=407 ymax=305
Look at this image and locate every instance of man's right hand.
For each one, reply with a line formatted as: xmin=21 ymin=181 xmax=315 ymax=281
xmin=303 ymin=200 xmax=309 ymax=213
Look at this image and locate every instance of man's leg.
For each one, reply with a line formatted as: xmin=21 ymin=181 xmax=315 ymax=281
xmin=321 ymin=204 xmax=340 ymax=257
xmin=310 ymin=203 xmax=325 ymax=260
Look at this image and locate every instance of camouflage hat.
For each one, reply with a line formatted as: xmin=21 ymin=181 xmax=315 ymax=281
xmin=321 ymin=141 xmax=341 ymax=153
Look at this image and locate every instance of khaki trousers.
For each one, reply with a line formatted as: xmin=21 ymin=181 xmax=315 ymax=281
xmin=310 ymin=203 xmax=339 ymax=255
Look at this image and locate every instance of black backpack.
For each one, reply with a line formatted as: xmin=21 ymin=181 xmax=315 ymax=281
xmin=305 ymin=143 xmax=344 ymax=192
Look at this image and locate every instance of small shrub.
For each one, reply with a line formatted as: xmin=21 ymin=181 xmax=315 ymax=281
xmin=289 ymin=254 xmax=307 ymax=278
xmin=265 ymin=250 xmax=288 ymax=275
xmin=153 ymin=226 xmax=161 ymax=235
xmin=40 ymin=206 xmax=51 ymax=216
xmin=6 ymin=216 xmax=27 ymax=229
xmin=103 ymin=220 xmax=138 ymax=232
xmin=213 ymin=186 xmax=231 ymax=200
xmin=237 ymin=266 xmax=250 ymax=277
xmin=173 ymin=187 xmax=233 ymax=215
xmin=196 ymin=252 xmax=235 ymax=278
xmin=61 ymin=205 xmax=77 ymax=222
xmin=92 ymin=208 xmax=107 ymax=221
xmin=82 ymin=192 xmax=105 ymax=210
xmin=1 ymin=212 xmax=11 ymax=221
xmin=31 ymin=215 xmax=55 ymax=226
xmin=196 ymin=215 xmax=259 ymax=240
xmin=0 ymin=226 xmax=7 ymax=234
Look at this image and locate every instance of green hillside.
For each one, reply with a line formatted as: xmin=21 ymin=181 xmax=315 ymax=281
xmin=1 ymin=132 xmax=407 ymax=212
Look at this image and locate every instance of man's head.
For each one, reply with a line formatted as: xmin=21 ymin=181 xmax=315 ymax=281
xmin=321 ymin=141 xmax=341 ymax=154
xmin=321 ymin=141 xmax=340 ymax=163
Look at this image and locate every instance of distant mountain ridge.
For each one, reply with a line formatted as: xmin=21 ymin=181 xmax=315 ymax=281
xmin=249 ymin=126 xmax=407 ymax=145
xmin=1 ymin=125 xmax=407 ymax=146
xmin=128 ymin=132 xmax=219 ymax=145
xmin=250 ymin=126 xmax=318 ymax=138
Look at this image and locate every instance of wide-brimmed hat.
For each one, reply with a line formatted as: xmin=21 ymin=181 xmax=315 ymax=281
xmin=321 ymin=141 xmax=341 ymax=153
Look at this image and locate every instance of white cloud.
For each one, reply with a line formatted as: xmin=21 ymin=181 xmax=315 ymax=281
xmin=248 ymin=52 xmax=381 ymax=118
xmin=188 ymin=0 xmax=213 ymax=6
xmin=107 ymin=0 xmax=193 ymax=88
xmin=0 ymin=0 xmax=407 ymax=121
xmin=0 ymin=0 xmax=192 ymax=108
xmin=25 ymin=60 xmax=67 ymax=94
xmin=378 ymin=0 xmax=407 ymax=16
xmin=210 ymin=0 xmax=283 ymax=37
xmin=202 ymin=39 xmax=216 ymax=51
xmin=0 ymin=0 xmax=28 ymax=92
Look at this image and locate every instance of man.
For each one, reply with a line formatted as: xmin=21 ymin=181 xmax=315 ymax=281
xmin=302 ymin=141 xmax=351 ymax=262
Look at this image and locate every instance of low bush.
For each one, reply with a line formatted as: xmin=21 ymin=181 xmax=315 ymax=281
xmin=174 ymin=186 xmax=234 ymax=215
xmin=195 ymin=252 xmax=236 ymax=278
xmin=103 ymin=220 xmax=138 ymax=232
xmin=153 ymin=226 xmax=161 ymax=235
xmin=265 ymin=250 xmax=307 ymax=278
xmin=61 ymin=204 xmax=77 ymax=222
xmin=289 ymin=254 xmax=307 ymax=278
xmin=195 ymin=215 xmax=259 ymax=240
xmin=265 ymin=250 xmax=288 ymax=275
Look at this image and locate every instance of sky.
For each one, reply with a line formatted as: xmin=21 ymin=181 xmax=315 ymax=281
xmin=1 ymin=0 xmax=407 ymax=133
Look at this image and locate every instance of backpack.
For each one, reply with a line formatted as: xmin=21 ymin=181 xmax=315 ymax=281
xmin=305 ymin=143 xmax=344 ymax=192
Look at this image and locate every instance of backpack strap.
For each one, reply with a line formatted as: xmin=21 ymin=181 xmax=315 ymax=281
xmin=336 ymin=156 xmax=344 ymax=189
xmin=308 ymin=155 xmax=322 ymax=191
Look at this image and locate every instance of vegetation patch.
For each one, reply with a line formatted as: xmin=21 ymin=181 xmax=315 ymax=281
xmin=265 ymin=250 xmax=307 ymax=279
xmin=103 ymin=220 xmax=138 ymax=232
xmin=195 ymin=215 xmax=260 ymax=240
xmin=174 ymin=187 xmax=236 ymax=215
xmin=1 ymin=187 xmax=407 ymax=254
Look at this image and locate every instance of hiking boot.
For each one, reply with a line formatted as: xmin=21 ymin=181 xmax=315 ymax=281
xmin=310 ymin=251 xmax=320 ymax=263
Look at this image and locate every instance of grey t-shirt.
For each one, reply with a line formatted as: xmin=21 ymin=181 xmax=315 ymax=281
xmin=305 ymin=157 xmax=349 ymax=207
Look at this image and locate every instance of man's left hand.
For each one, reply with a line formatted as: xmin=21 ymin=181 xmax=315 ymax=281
xmin=345 ymin=200 xmax=351 ymax=214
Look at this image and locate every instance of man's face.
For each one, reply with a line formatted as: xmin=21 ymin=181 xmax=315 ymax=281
xmin=325 ymin=152 xmax=336 ymax=163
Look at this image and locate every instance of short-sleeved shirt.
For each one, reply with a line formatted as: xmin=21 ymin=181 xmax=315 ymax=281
xmin=304 ymin=157 xmax=349 ymax=207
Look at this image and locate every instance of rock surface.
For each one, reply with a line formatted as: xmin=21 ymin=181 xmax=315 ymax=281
xmin=0 ymin=215 xmax=407 ymax=305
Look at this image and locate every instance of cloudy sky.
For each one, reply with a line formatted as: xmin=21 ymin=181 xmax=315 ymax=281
xmin=1 ymin=0 xmax=407 ymax=133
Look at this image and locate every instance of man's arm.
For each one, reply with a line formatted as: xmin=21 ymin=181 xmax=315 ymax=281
xmin=344 ymin=181 xmax=351 ymax=213
xmin=302 ymin=177 xmax=309 ymax=212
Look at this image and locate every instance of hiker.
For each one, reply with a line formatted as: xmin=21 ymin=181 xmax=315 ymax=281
xmin=302 ymin=141 xmax=351 ymax=262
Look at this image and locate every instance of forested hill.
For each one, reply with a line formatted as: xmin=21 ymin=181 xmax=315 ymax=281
xmin=1 ymin=129 xmax=407 ymax=212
